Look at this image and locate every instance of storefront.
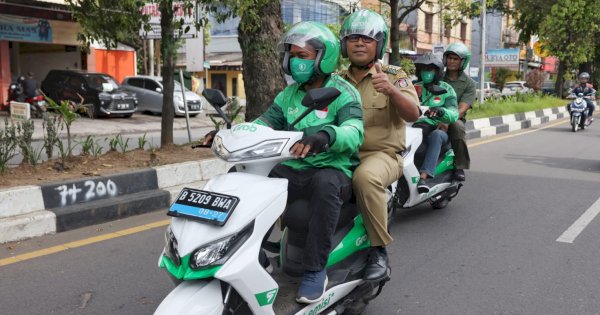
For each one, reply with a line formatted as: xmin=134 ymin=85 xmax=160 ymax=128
xmin=0 ymin=1 xmax=136 ymax=106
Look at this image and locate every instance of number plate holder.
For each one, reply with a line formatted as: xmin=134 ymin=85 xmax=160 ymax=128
xmin=168 ymin=188 xmax=240 ymax=226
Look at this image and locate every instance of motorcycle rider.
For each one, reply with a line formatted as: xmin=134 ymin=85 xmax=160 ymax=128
xmin=441 ymin=43 xmax=476 ymax=181
xmin=22 ymin=72 xmax=38 ymax=99
xmin=412 ymin=53 xmax=459 ymax=193
xmin=571 ymin=72 xmax=596 ymax=121
xmin=203 ymin=21 xmax=364 ymax=304
xmin=337 ymin=9 xmax=420 ymax=281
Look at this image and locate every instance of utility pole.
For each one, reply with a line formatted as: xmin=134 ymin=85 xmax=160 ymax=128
xmin=479 ymin=0 xmax=486 ymax=104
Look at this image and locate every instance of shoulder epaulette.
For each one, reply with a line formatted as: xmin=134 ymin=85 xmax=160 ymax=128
xmin=381 ymin=64 xmax=408 ymax=79
xmin=334 ymin=69 xmax=348 ymax=77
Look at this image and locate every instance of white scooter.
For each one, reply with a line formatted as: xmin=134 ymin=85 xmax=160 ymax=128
xmin=385 ymin=85 xmax=463 ymax=215
xmin=155 ymin=88 xmax=388 ymax=315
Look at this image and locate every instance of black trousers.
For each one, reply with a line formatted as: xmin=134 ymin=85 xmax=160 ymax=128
xmin=270 ymin=164 xmax=352 ymax=271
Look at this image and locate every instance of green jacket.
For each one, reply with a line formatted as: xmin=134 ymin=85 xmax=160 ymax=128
xmin=255 ymin=74 xmax=364 ymax=178
xmin=414 ymin=81 xmax=459 ymax=126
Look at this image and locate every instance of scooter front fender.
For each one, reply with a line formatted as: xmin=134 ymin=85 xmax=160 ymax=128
xmin=154 ymin=279 xmax=223 ymax=315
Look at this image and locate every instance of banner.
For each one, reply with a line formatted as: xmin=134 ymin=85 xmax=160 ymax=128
xmin=0 ymin=14 xmax=52 ymax=43
xmin=485 ymin=49 xmax=520 ymax=67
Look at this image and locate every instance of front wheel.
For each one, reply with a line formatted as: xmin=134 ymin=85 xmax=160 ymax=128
xmin=571 ymin=116 xmax=579 ymax=132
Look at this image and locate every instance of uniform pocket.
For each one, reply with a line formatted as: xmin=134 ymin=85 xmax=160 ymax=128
xmin=363 ymin=92 xmax=388 ymax=127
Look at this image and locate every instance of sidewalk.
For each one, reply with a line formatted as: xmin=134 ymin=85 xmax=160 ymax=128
xmin=0 ymin=106 xmax=568 ymax=243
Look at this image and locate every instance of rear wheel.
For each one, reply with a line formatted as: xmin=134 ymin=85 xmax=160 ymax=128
xmin=432 ymin=197 xmax=449 ymax=209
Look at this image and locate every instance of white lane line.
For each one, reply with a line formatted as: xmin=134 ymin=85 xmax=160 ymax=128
xmin=556 ymin=197 xmax=600 ymax=243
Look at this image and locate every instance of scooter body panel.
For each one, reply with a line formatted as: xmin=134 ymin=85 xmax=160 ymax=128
xmin=154 ymin=279 xmax=224 ymax=315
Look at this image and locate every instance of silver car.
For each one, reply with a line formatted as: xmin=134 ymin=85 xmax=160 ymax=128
xmin=121 ymin=75 xmax=205 ymax=116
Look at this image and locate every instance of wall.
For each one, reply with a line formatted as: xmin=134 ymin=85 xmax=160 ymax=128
xmin=91 ymin=49 xmax=136 ymax=83
xmin=0 ymin=41 xmax=9 ymax=106
xmin=20 ymin=50 xmax=81 ymax=88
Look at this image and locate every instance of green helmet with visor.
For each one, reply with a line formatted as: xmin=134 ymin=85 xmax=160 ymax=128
xmin=340 ymin=9 xmax=389 ymax=60
xmin=443 ymin=42 xmax=471 ymax=71
xmin=279 ymin=21 xmax=340 ymax=82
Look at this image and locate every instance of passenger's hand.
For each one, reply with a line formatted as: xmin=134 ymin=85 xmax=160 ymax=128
xmin=202 ymin=130 xmax=218 ymax=145
xmin=290 ymin=132 xmax=330 ymax=158
xmin=425 ymin=107 xmax=445 ymax=118
xmin=371 ymin=62 xmax=394 ymax=96
xmin=437 ymin=123 xmax=449 ymax=132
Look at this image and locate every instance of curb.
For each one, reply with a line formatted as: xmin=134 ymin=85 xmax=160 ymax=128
xmin=0 ymin=106 xmax=569 ymax=243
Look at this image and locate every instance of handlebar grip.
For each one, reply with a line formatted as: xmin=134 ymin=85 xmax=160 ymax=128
xmin=191 ymin=144 xmax=212 ymax=149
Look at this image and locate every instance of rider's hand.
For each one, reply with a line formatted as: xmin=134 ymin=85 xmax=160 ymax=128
xmin=202 ymin=130 xmax=218 ymax=145
xmin=371 ymin=62 xmax=394 ymax=96
xmin=290 ymin=132 xmax=330 ymax=158
xmin=425 ymin=107 xmax=445 ymax=118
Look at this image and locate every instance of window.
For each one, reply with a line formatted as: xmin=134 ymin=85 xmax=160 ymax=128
xmin=444 ymin=25 xmax=451 ymax=38
xmin=145 ymin=79 xmax=160 ymax=92
xmin=460 ymin=22 xmax=467 ymax=40
xmin=127 ymin=78 xmax=144 ymax=88
xmin=425 ymin=14 xmax=433 ymax=33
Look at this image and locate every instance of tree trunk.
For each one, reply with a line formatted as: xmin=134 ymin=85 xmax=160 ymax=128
xmin=159 ymin=0 xmax=175 ymax=147
xmin=556 ymin=60 xmax=565 ymax=98
xmin=237 ymin=0 xmax=286 ymax=122
xmin=389 ymin=0 xmax=401 ymax=66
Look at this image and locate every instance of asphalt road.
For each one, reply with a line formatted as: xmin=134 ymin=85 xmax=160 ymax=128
xmin=3 ymin=118 xmax=600 ymax=315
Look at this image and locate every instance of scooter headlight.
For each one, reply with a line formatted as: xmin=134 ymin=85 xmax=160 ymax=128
xmin=189 ymin=222 xmax=254 ymax=270
xmin=211 ymin=136 xmax=288 ymax=162
xmin=163 ymin=227 xmax=180 ymax=266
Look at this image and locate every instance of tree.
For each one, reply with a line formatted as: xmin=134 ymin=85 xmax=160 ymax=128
xmin=537 ymin=0 xmax=600 ymax=96
xmin=493 ymin=67 xmax=513 ymax=90
xmin=69 ymin=0 xmax=285 ymax=143
xmin=381 ymin=0 xmax=509 ymax=66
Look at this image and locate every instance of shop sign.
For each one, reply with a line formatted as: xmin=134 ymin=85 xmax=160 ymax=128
xmin=0 ymin=14 xmax=52 ymax=43
xmin=140 ymin=2 xmax=197 ymax=39
xmin=10 ymin=102 xmax=30 ymax=122
xmin=485 ymin=49 xmax=520 ymax=67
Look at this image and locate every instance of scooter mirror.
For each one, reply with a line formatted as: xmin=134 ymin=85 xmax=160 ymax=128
xmin=202 ymin=89 xmax=227 ymax=108
xmin=301 ymin=87 xmax=341 ymax=110
xmin=428 ymin=85 xmax=447 ymax=96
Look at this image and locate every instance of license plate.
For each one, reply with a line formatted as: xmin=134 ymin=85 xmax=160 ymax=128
xmin=117 ymin=103 xmax=129 ymax=109
xmin=168 ymin=188 xmax=240 ymax=226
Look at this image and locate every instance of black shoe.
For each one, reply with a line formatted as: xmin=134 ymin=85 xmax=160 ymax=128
xmin=259 ymin=249 xmax=273 ymax=274
xmin=364 ymin=247 xmax=389 ymax=281
xmin=417 ymin=178 xmax=430 ymax=194
xmin=453 ymin=169 xmax=466 ymax=181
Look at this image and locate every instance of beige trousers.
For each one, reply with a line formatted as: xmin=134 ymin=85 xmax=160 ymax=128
xmin=352 ymin=151 xmax=403 ymax=247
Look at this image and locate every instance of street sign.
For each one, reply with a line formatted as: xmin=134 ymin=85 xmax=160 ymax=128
xmin=485 ymin=49 xmax=520 ymax=67
xmin=185 ymin=36 xmax=204 ymax=72
xmin=10 ymin=101 xmax=30 ymax=122
xmin=203 ymin=61 xmax=211 ymax=69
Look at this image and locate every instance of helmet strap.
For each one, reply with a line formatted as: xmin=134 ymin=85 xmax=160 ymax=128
xmin=350 ymin=59 xmax=376 ymax=71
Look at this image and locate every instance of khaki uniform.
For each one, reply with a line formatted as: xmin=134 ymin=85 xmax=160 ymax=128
xmin=340 ymin=65 xmax=419 ymax=246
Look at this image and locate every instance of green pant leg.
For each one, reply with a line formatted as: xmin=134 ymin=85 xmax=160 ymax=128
xmin=352 ymin=151 xmax=402 ymax=247
xmin=448 ymin=119 xmax=470 ymax=170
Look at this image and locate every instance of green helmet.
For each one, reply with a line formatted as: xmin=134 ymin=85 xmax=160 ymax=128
xmin=279 ymin=21 xmax=340 ymax=77
xmin=443 ymin=42 xmax=471 ymax=71
xmin=340 ymin=9 xmax=389 ymax=60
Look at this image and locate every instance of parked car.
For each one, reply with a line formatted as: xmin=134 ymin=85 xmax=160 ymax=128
xmin=501 ymin=81 xmax=533 ymax=97
xmin=41 ymin=70 xmax=138 ymax=118
xmin=475 ymin=81 xmax=502 ymax=100
xmin=541 ymin=80 xmax=557 ymax=96
xmin=121 ymin=76 xmax=205 ymax=117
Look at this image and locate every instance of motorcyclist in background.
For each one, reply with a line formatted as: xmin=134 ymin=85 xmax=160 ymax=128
xmin=412 ymin=53 xmax=459 ymax=194
xmin=571 ymin=72 xmax=596 ymax=121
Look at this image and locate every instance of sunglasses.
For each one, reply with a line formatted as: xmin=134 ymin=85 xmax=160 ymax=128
xmin=346 ymin=34 xmax=375 ymax=43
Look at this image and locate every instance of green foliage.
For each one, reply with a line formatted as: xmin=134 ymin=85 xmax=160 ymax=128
xmin=108 ymin=134 xmax=130 ymax=154
xmin=138 ymin=133 xmax=148 ymax=150
xmin=468 ymin=94 xmax=566 ymax=119
xmin=399 ymin=58 xmax=416 ymax=75
xmin=15 ymin=119 xmax=36 ymax=165
xmin=42 ymin=114 xmax=60 ymax=159
xmin=78 ymin=135 xmax=95 ymax=156
xmin=493 ymin=68 xmax=514 ymax=90
xmin=0 ymin=119 xmax=18 ymax=173
xmin=45 ymin=96 xmax=80 ymax=159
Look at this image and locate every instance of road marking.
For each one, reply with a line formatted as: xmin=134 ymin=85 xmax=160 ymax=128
xmin=469 ymin=119 xmax=567 ymax=148
xmin=556 ymin=197 xmax=600 ymax=243
xmin=0 ymin=219 xmax=170 ymax=267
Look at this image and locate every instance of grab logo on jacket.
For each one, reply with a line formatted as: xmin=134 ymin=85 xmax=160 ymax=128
xmin=315 ymin=107 xmax=328 ymax=119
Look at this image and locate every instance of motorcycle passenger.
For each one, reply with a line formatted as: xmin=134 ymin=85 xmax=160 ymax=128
xmin=412 ymin=53 xmax=459 ymax=193
xmin=337 ymin=9 xmax=420 ymax=281
xmin=571 ymin=72 xmax=596 ymax=120
xmin=441 ymin=43 xmax=476 ymax=182
xmin=203 ymin=21 xmax=364 ymax=304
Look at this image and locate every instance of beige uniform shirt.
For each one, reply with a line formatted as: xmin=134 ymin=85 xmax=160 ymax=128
xmin=340 ymin=65 xmax=419 ymax=157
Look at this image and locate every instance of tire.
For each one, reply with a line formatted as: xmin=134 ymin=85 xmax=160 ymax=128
xmin=572 ymin=116 xmax=578 ymax=132
xmin=432 ymin=197 xmax=449 ymax=209
xmin=344 ymin=300 xmax=368 ymax=315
